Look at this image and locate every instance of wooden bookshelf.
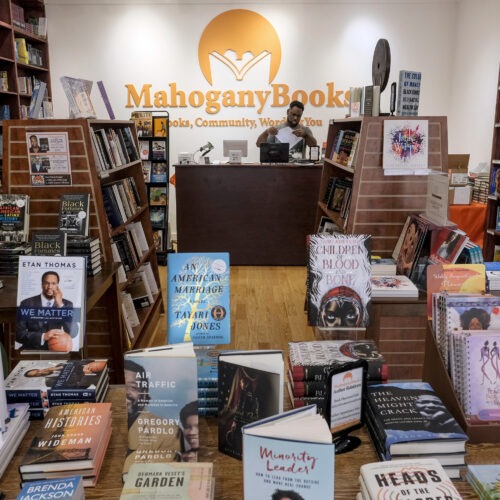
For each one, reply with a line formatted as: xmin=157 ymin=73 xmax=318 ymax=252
xmin=316 ymin=116 xmax=448 ymax=256
xmin=482 ymin=65 xmax=500 ymax=261
xmin=1 ymin=118 xmax=164 ymax=379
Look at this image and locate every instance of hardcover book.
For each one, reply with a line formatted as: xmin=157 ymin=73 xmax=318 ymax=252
xmin=15 ymin=256 xmax=87 ymax=353
xmin=32 ymin=231 xmax=67 ymax=256
xmin=0 ymin=193 xmax=30 ymax=243
xmin=196 ymin=346 xmax=219 ymax=388
xmin=123 ymin=343 xmax=198 ymax=477
xmin=306 ymin=233 xmax=371 ymax=327
xmin=19 ymin=402 xmax=112 ymax=474
xmin=167 ymin=252 xmax=230 ymax=345
xmin=120 ymin=462 xmax=214 ymax=500
xmin=218 ymin=350 xmax=284 ymax=460
xmin=465 ymin=464 xmax=500 ymax=500
xmin=17 ymin=475 xmax=84 ymax=500
xmin=58 ymin=193 xmax=90 ymax=237
xmin=396 ymin=70 xmax=422 ymax=116
xmin=428 ymin=227 xmax=469 ymax=265
xmin=59 ymin=76 xmax=96 ymax=119
xmin=288 ymin=340 xmax=387 ymax=383
xmin=370 ymin=275 xmax=419 ymax=298
xmin=360 ymin=458 xmax=462 ymax=500
xmin=242 ymin=405 xmax=334 ymax=500
xmin=366 ymin=381 xmax=467 ymax=459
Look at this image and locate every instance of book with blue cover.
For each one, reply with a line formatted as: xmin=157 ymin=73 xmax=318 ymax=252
xmin=366 ymin=381 xmax=467 ymax=460
xmin=17 ymin=475 xmax=84 ymax=500
xmin=242 ymin=405 xmax=334 ymax=500
xmin=167 ymin=252 xmax=230 ymax=345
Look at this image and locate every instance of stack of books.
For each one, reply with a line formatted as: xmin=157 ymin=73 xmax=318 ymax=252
xmin=365 ymin=381 xmax=468 ymax=479
xmin=19 ymin=402 xmax=112 ymax=487
xmin=67 ymin=236 xmax=102 ymax=277
xmin=485 ymin=261 xmax=500 ymax=292
xmin=370 ymin=275 xmax=419 ymax=298
xmin=5 ymin=359 xmax=109 ymax=420
xmin=120 ymin=462 xmax=215 ymax=499
xmin=0 ymin=241 xmax=32 ymax=275
xmin=358 ymin=458 xmax=463 ymax=499
xmin=287 ymin=340 xmax=388 ymax=415
xmin=195 ymin=346 xmax=219 ymax=417
xmin=0 ymin=403 xmax=31 ymax=478
xmin=17 ymin=475 xmax=84 ymax=500
xmin=370 ymin=256 xmax=396 ymax=276
xmin=465 ymin=464 xmax=500 ymax=499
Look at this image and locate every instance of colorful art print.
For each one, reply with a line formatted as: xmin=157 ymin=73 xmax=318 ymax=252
xmin=153 ymin=116 xmax=168 ymax=137
xmin=383 ymin=120 xmax=428 ymax=171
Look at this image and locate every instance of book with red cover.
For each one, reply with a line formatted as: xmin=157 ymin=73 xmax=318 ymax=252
xmin=19 ymin=402 xmax=112 ymax=475
xmin=428 ymin=227 xmax=469 ymax=264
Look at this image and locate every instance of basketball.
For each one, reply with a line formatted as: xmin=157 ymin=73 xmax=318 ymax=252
xmin=47 ymin=333 xmax=73 ymax=352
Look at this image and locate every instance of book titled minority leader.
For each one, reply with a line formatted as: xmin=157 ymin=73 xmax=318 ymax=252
xmin=167 ymin=252 xmax=230 ymax=345
xmin=242 ymin=405 xmax=334 ymax=500
xmin=306 ymin=233 xmax=371 ymax=327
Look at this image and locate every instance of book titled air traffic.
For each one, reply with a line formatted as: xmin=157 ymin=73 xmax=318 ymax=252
xmin=58 ymin=193 xmax=90 ymax=237
xmin=15 ymin=256 xmax=87 ymax=353
xmin=218 ymin=350 xmax=284 ymax=460
xmin=242 ymin=405 xmax=334 ymax=500
xmin=123 ymin=343 xmax=198 ymax=478
xmin=167 ymin=252 xmax=230 ymax=345
xmin=306 ymin=233 xmax=371 ymax=327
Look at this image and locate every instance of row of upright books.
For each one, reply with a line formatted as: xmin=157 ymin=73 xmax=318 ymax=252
xmin=90 ymin=126 xmax=140 ymax=171
xmin=328 ymin=129 xmax=360 ymax=167
xmin=102 ymin=177 xmax=141 ymax=228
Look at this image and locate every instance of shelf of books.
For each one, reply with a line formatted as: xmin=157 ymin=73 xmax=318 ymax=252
xmin=131 ymin=110 xmax=170 ymax=264
xmin=482 ymin=64 xmax=500 ymax=261
xmin=1 ymin=118 xmax=164 ymax=380
xmin=315 ymin=116 xmax=448 ymax=256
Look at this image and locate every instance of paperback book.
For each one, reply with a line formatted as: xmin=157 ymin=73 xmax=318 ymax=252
xmin=465 ymin=464 xmax=500 ymax=500
xmin=15 ymin=256 xmax=87 ymax=353
xmin=396 ymin=70 xmax=422 ymax=116
xmin=120 ymin=462 xmax=214 ymax=500
xmin=17 ymin=475 xmax=84 ymax=500
xmin=123 ymin=343 xmax=198 ymax=477
xmin=167 ymin=252 xmax=230 ymax=345
xmin=359 ymin=458 xmax=462 ymax=500
xmin=58 ymin=193 xmax=90 ymax=237
xmin=218 ymin=350 xmax=284 ymax=460
xmin=0 ymin=193 xmax=30 ymax=243
xmin=366 ymin=381 xmax=467 ymax=460
xmin=428 ymin=227 xmax=469 ymax=265
xmin=242 ymin=405 xmax=334 ymax=500
xmin=32 ymin=231 xmax=67 ymax=256
xmin=306 ymin=233 xmax=371 ymax=327
xmin=370 ymin=275 xmax=418 ymax=298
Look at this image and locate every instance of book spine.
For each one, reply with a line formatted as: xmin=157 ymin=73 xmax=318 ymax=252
xmin=48 ymin=388 xmax=97 ymax=399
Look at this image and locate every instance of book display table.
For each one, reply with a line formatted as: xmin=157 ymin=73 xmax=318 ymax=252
xmin=0 ymin=385 xmax=496 ymax=499
xmin=175 ymin=163 xmax=322 ymax=265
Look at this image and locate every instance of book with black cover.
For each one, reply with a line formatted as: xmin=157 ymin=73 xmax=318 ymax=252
xmin=32 ymin=231 xmax=67 ymax=256
xmin=366 ymin=381 xmax=467 ymax=459
xmin=218 ymin=350 xmax=284 ymax=460
xmin=58 ymin=193 xmax=90 ymax=237
xmin=0 ymin=193 xmax=30 ymax=243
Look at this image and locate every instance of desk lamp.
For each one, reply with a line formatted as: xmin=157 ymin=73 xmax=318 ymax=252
xmin=194 ymin=142 xmax=214 ymax=163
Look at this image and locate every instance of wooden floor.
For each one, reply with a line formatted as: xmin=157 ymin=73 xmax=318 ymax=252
xmin=154 ymin=265 xmax=317 ymax=350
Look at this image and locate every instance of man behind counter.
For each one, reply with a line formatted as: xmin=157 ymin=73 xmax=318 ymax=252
xmin=256 ymin=100 xmax=317 ymax=158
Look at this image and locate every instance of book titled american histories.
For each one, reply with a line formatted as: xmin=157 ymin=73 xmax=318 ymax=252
xmin=58 ymin=193 xmax=90 ymax=237
xmin=0 ymin=193 xmax=30 ymax=243
xmin=19 ymin=402 xmax=112 ymax=475
xmin=366 ymin=382 xmax=467 ymax=459
xmin=15 ymin=256 xmax=87 ymax=353
xmin=167 ymin=252 xmax=230 ymax=345
xmin=120 ymin=462 xmax=214 ymax=500
xmin=306 ymin=233 xmax=371 ymax=327
xmin=123 ymin=343 xmax=198 ymax=478
xmin=242 ymin=405 xmax=334 ymax=500
xmin=218 ymin=350 xmax=284 ymax=460
xmin=360 ymin=458 xmax=462 ymax=500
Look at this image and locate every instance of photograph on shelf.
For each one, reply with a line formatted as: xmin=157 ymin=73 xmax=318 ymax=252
xmin=153 ymin=116 xmax=168 ymax=137
xmin=150 ymin=162 xmax=168 ymax=183
xmin=382 ymin=120 xmax=429 ymax=174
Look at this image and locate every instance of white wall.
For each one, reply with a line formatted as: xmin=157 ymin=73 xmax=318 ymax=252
xmin=44 ymin=0 xmax=500 ymax=238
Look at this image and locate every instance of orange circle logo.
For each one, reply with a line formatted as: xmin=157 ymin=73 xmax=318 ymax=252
xmin=198 ymin=9 xmax=282 ymax=85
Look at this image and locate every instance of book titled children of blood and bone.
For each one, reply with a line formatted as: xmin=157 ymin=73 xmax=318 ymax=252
xmin=167 ymin=252 xmax=230 ymax=345
xmin=307 ymin=233 xmax=371 ymax=327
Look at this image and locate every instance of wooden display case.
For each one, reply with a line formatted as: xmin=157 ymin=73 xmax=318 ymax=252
xmin=316 ymin=116 xmax=448 ymax=256
xmin=2 ymin=118 xmax=164 ymax=376
xmin=482 ymin=65 xmax=500 ymax=261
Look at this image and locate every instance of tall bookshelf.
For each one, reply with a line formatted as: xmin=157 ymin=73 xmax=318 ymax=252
xmin=482 ymin=65 xmax=500 ymax=261
xmin=2 ymin=118 xmax=164 ymax=377
xmin=316 ymin=116 xmax=448 ymax=256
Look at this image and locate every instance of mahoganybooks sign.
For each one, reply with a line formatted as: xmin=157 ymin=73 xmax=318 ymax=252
xmin=306 ymin=233 xmax=371 ymax=328
xmin=167 ymin=252 xmax=230 ymax=345
xmin=15 ymin=256 xmax=87 ymax=353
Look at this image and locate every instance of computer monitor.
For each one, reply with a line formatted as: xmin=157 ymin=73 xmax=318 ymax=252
xmin=223 ymin=140 xmax=248 ymax=158
xmin=260 ymin=142 xmax=289 ymax=163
